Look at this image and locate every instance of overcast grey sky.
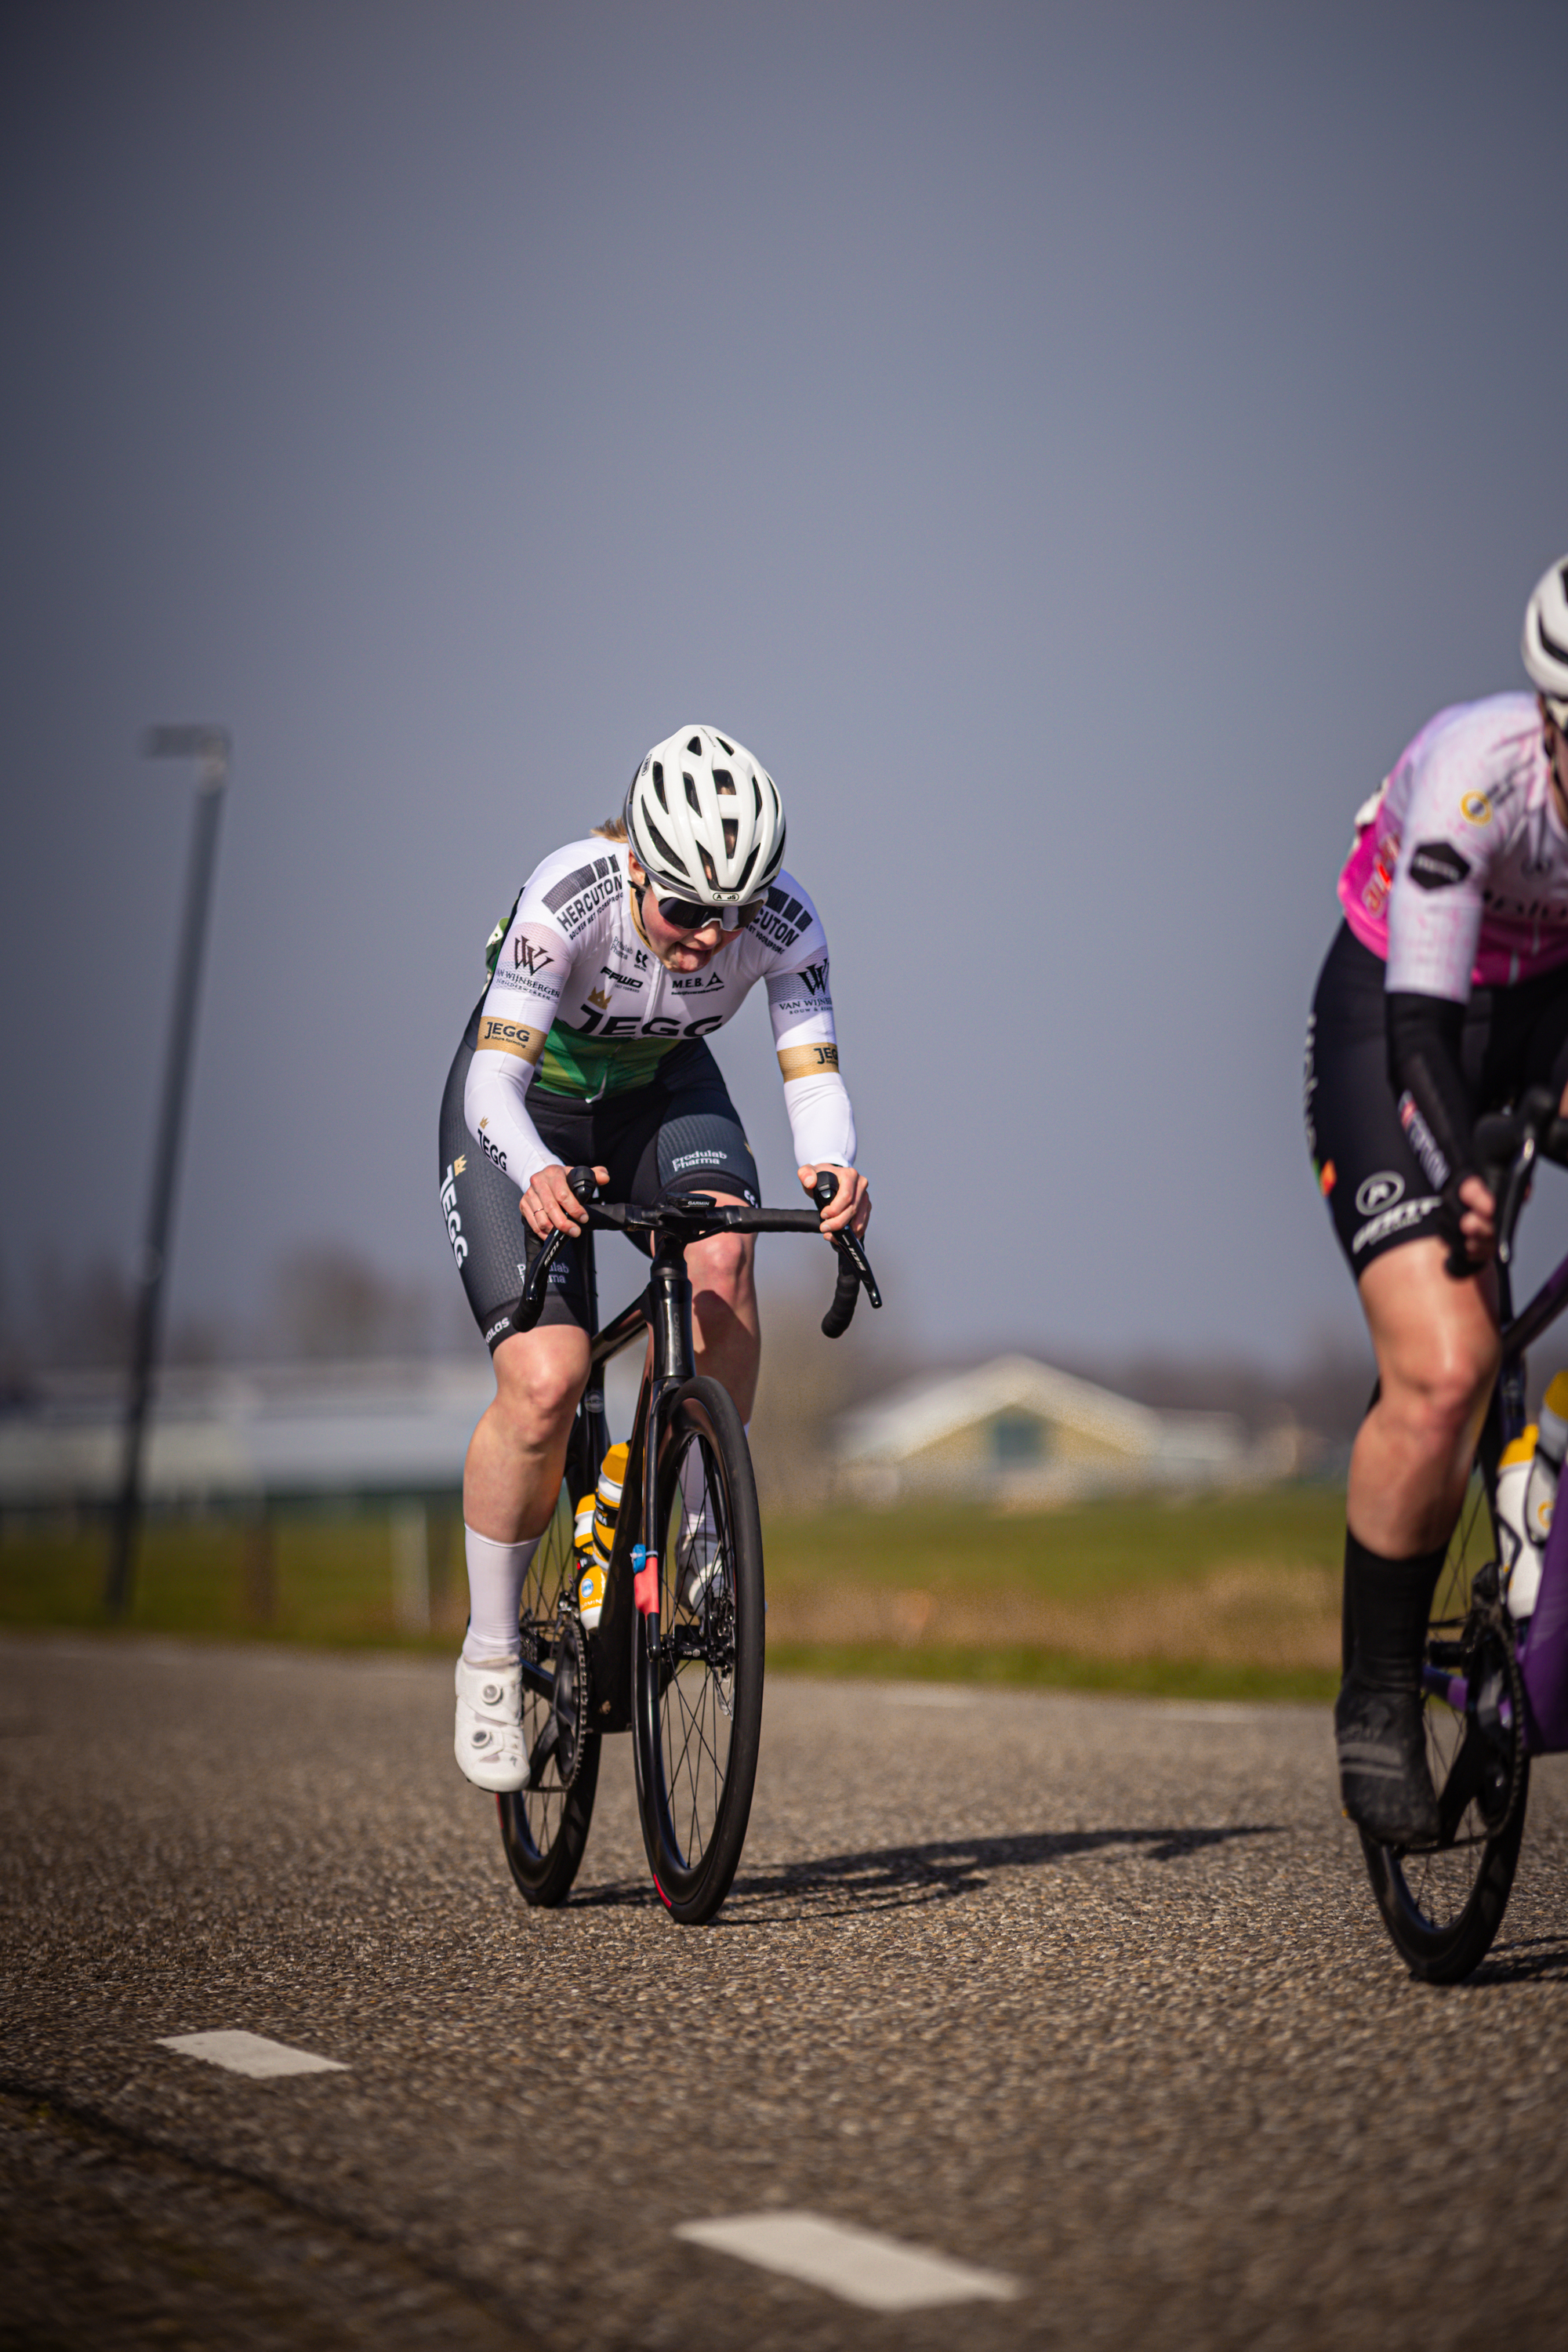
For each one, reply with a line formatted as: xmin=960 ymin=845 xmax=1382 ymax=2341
xmin=5 ymin=0 xmax=1568 ymax=1372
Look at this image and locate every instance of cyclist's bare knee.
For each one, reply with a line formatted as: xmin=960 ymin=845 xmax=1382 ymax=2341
xmin=1350 ymin=1239 xmax=1501 ymax=1548
xmin=492 ymin=1325 xmax=590 ymax=1444
xmin=1360 ymin=1242 xmax=1499 ymax=1414
xmin=684 ymin=1220 xmax=756 ymax=1314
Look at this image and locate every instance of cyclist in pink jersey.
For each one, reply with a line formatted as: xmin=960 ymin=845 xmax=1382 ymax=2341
xmin=1305 ymin=557 xmax=1568 ymax=1843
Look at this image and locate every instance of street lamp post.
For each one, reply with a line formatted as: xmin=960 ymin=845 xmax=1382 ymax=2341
xmin=104 ymin=726 xmax=230 ymax=1620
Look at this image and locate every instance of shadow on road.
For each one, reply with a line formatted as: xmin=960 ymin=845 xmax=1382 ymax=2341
xmin=568 ymin=1822 xmax=1281 ymax=1919
xmin=1465 ymin=1931 xmax=1568 ymax=1987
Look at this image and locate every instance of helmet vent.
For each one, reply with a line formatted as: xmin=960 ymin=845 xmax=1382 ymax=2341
xmin=644 ymin=815 xmax=684 ymax=875
xmin=627 ymin=723 xmax=786 ymax=911
xmin=1541 ymin=617 xmax=1568 ymax=668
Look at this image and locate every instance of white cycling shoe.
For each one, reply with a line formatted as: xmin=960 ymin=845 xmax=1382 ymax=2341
xmin=454 ymin=1656 xmax=529 ymax=1792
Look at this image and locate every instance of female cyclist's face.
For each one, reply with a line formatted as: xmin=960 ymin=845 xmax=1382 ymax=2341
xmin=627 ymin=857 xmax=725 ymax=971
xmin=1544 ymin=706 xmax=1568 ymax=822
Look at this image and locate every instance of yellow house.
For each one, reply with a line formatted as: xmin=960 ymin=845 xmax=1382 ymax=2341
xmin=834 ymin=1353 xmax=1252 ymax=1505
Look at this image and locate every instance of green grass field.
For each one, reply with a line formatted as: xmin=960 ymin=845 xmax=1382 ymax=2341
xmin=0 ymin=1484 xmax=1345 ymax=1701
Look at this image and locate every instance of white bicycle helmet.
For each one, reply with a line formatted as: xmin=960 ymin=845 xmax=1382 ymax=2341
xmin=1522 ymin=556 xmax=1568 ymax=724
xmin=624 ymin=725 xmax=786 ymax=912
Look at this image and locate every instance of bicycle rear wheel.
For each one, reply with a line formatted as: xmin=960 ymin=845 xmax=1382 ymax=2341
xmin=633 ymin=1377 xmax=764 ymax=1924
xmin=497 ymin=1479 xmax=601 ymax=1907
xmin=1356 ymin=1457 xmax=1528 ymax=1983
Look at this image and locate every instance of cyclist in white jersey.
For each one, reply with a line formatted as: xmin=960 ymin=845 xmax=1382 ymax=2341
xmin=1305 ymin=558 xmax=1568 ymax=1842
xmin=437 ymin=725 xmax=871 ymax=1789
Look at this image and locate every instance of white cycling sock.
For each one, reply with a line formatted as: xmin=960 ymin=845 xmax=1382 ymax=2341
xmin=677 ymin=1422 xmax=749 ymax=1541
xmin=461 ymin=1526 xmax=540 ymax=1666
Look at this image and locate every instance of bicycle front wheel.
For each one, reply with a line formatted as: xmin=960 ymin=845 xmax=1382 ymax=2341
xmin=497 ymin=1479 xmax=601 ymax=1907
xmin=1357 ymin=1457 xmax=1529 ymax=1984
xmin=633 ymin=1377 xmax=764 ymax=1924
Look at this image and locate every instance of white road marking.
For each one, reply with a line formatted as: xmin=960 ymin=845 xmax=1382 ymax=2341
xmin=675 ymin=2211 xmax=1018 ymax=2310
xmin=157 ymin=2031 xmax=347 ymax=2079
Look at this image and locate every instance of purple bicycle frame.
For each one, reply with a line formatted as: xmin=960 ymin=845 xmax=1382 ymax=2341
xmin=1488 ymin=1250 xmax=1568 ymax=1752
xmin=1519 ymin=1490 xmax=1568 ymax=1752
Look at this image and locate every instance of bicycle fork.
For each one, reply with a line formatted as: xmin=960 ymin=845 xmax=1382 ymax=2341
xmin=633 ymin=1231 xmax=697 ymax=1643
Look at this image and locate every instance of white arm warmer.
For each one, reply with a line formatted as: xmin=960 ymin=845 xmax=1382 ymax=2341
xmin=782 ymin=1069 xmax=856 ymax=1169
xmin=463 ymin=1051 xmax=558 ymax=1193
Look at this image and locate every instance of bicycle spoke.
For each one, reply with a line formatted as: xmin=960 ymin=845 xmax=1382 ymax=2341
xmin=496 ymin=1465 xmax=601 ymax=1908
xmin=1361 ymin=1454 xmax=1529 ymax=1978
xmin=633 ymin=1379 xmax=764 ymax=1922
xmin=653 ymin=1432 xmax=740 ymax=1871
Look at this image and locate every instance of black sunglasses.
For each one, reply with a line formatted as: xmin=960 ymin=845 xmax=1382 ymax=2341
xmin=654 ymin=892 xmax=765 ymax=933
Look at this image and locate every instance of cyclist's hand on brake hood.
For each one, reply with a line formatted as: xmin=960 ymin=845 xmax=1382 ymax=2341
xmin=1455 ymin=1171 xmax=1497 ymax=1264
xmin=521 ymin=1163 xmax=609 ymax=1240
xmin=799 ymin=1164 xmax=871 ymax=1239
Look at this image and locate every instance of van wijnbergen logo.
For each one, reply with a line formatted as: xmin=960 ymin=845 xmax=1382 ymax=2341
xmin=1356 ymin=1171 xmax=1404 ymax=1218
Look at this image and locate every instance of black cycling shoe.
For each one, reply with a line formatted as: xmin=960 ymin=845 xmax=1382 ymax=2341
xmin=1334 ymin=1678 xmax=1440 ymax=1846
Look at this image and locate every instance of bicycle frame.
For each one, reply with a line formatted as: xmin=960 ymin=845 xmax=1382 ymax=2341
xmin=576 ymin=1221 xmax=699 ymax=1735
xmin=1430 ymin=1243 xmax=1568 ymax=1757
xmin=517 ymin=1172 xmax=877 ymax=1736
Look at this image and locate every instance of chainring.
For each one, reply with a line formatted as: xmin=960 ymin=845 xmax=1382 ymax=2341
xmin=1463 ymin=1598 xmax=1526 ymax=1836
xmin=550 ymin=1610 xmax=590 ymax=1792
xmin=1412 ymin=1595 xmax=1526 ymax=1854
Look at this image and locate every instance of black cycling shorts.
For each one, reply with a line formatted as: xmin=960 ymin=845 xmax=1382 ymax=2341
xmin=437 ymin=999 xmax=760 ymax=1349
xmin=1305 ymin=922 xmax=1568 ymax=1276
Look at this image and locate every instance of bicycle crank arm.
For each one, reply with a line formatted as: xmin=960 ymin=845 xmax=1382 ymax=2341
xmin=526 ymin=1715 xmax=560 ymax=1783
xmin=517 ymin=1656 xmax=557 ymax=1704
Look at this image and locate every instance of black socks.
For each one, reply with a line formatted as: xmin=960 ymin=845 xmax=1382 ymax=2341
xmin=1342 ymin=1530 xmax=1447 ymax=1691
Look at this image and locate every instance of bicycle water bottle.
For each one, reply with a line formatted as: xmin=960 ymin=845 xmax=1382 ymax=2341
xmin=1495 ymin=1428 xmax=1537 ymax=1577
xmin=1510 ymin=1370 xmax=1568 ymax=1621
xmin=574 ymin=1490 xmax=605 ymax=1628
xmin=575 ymin=1442 xmax=630 ymax=1632
xmin=593 ymin=1441 xmax=629 ymax=1559
xmin=1525 ymin=1370 xmax=1568 ymax=1541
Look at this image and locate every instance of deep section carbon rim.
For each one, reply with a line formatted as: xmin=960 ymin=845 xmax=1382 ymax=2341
xmin=634 ymin=1381 xmax=764 ymax=1922
xmin=497 ymin=1479 xmax=600 ymax=1904
xmin=1360 ymin=1460 xmax=1528 ymax=1980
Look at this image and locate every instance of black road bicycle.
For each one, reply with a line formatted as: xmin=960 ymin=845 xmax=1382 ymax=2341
xmin=494 ymin=1167 xmax=880 ymax=1925
xmin=1350 ymin=1087 xmax=1568 ymax=1982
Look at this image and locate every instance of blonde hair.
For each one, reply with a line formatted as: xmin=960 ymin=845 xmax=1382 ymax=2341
xmin=592 ymin=815 xmax=629 ymax=843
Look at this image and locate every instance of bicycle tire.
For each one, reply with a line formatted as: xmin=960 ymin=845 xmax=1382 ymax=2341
xmin=632 ymin=1377 xmax=764 ymax=1924
xmin=497 ymin=1479 xmax=601 ymax=1907
xmin=1355 ymin=1457 xmax=1529 ymax=1983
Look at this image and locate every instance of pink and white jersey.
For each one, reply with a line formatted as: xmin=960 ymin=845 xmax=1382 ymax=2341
xmin=1338 ymin=693 xmax=1568 ymax=1000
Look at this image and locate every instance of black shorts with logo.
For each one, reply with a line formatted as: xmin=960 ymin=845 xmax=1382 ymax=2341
xmin=1305 ymin=922 xmax=1568 ymax=1276
xmin=437 ymin=998 xmax=760 ymax=1349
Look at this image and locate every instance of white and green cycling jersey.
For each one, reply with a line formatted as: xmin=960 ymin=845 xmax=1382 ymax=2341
xmin=465 ymin=835 xmax=855 ymax=1192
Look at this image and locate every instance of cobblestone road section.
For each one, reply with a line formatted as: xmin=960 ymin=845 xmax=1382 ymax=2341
xmin=3 ymin=1635 xmax=1568 ymax=2350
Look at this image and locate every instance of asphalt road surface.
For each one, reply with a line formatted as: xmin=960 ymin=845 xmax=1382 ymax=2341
xmin=5 ymin=1634 xmax=1568 ymax=2352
